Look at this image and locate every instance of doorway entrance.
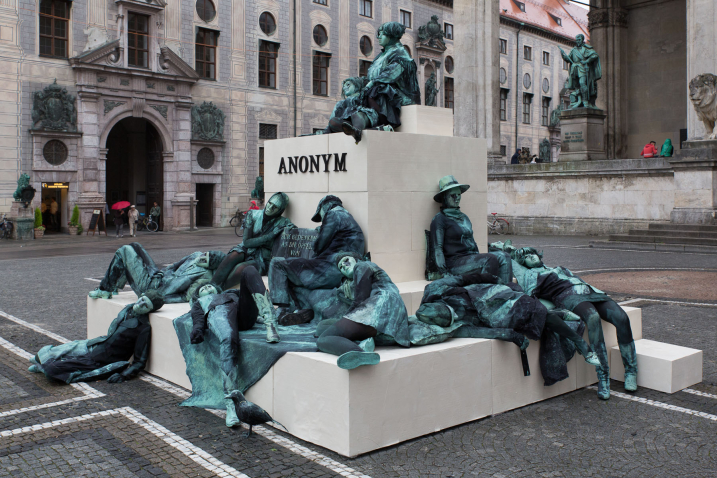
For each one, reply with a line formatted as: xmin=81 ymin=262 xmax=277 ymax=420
xmin=196 ymin=183 xmax=214 ymax=227
xmin=105 ymin=118 xmax=164 ymax=229
xmin=40 ymin=182 xmax=69 ymax=233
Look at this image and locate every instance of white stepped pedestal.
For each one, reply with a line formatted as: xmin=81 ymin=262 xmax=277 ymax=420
xmin=610 ymin=339 xmax=703 ymax=394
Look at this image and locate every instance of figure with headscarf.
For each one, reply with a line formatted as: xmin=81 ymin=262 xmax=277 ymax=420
xmin=493 ymin=241 xmax=638 ymax=400
xmin=426 ymin=175 xmax=512 ymax=283
xmin=88 ymin=244 xmax=226 ymax=303
xmin=29 ymin=290 xmax=164 ymax=384
xmin=316 ymin=252 xmax=409 ymax=370
xmin=269 ymin=195 xmax=365 ymax=324
xmin=341 ymin=21 xmax=420 ymax=143
xmin=200 ymin=192 xmax=293 ymax=297
xmin=660 ymin=138 xmax=674 ymax=157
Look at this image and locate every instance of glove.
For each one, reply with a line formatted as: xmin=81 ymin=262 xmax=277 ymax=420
xmin=190 ymin=328 xmax=205 ymax=344
xmin=107 ymin=373 xmax=126 ymax=383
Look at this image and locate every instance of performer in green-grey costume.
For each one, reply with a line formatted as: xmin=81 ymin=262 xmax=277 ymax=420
xmin=414 ymin=272 xmax=600 ymax=385
xmin=339 ymin=21 xmax=420 ymax=142
xmin=314 ymin=77 xmax=380 ymax=135
xmin=316 ymin=252 xmax=410 ymax=369
xmin=269 ymin=195 xmax=365 ymax=322
xmin=494 ymin=241 xmax=638 ymax=399
xmin=88 ymin=243 xmax=226 ymax=303
xmin=29 ymin=290 xmax=164 ymax=383
xmin=200 ymin=192 xmax=293 ymax=296
xmin=427 ymin=175 xmax=512 ymax=284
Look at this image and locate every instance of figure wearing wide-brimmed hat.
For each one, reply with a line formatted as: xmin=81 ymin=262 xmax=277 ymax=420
xmin=426 ymin=175 xmax=511 ymax=283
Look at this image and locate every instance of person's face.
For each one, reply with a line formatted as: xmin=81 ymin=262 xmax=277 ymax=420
xmin=378 ymin=30 xmax=393 ymax=47
xmin=339 ymin=256 xmax=357 ymax=278
xmin=264 ymin=196 xmax=282 ymax=217
xmin=199 ymin=284 xmax=217 ymax=298
xmin=443 ymin=187 xmax=462 ymax=208
xmin=576 ymin=35 xmax=584 ymax=47
xmin=154 ymin=202 xmax=158 ymax=207
xmin=133 ymin=295 xmax=153 ymax=314
xmin=524 ymin=253 xmax=543 ymax=269
xmin=343 ymin=81 xmax=358 ymax=97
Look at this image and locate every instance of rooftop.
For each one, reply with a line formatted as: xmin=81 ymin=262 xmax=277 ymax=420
xmin=500 ymin=0 xmax=590 ymax=42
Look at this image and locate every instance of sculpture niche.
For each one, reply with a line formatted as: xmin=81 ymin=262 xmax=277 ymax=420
xmin=688 ymin=73 xmax=717 ymax=140
xmin=315 ymin=22 xmax=420 ymax=143
xmin=425 ymin=72 xmax=439 ymax=107
xmin=559 ymin=34 xmax=601 ymax=109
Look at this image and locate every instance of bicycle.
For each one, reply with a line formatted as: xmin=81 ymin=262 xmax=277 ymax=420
xmin=1 ymin=214 xmax=13 ymax=239
xmin=487 ymin=212 xmax=509 ymax=235
xmin=234 ymin=211 xmax=248 ymax=237
xmin=229 ymin=208 xmax=242 ymax=227
xmin=137 ymin=213 xmax=159 ymax=233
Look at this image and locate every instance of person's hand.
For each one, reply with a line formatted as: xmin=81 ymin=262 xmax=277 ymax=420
xmin=190 ymin=328 xmax=205 ymax=344
xmin=107 ymin=373 xmax=126 ymax=383
xmin=365 ymin=80 xmax=374 ymax=90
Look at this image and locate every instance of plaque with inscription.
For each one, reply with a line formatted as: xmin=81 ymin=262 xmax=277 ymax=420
xmin=271 ymin=227 xmax=319 ymax=259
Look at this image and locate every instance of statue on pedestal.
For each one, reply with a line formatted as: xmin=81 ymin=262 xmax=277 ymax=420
xmin=425 ymin=72 xmax=439 ymax=107
xmin=559 ymin=34 xmax=601 ymax=109
xmin=539 ymin=138 xmax=551 ymax=163
xmin=13 ymin=174 xmax=36 ymax=207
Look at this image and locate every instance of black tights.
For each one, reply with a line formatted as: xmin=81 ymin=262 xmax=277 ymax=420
xmin=544 ymin=311 xmax=590 ymax=357
xmin=209 ymin=252 xmax=255 ymax=290
xmin=572 ymin=300 xmax=634 ymax=372
xmin=317 ymin=318 xmax=377 ymax=356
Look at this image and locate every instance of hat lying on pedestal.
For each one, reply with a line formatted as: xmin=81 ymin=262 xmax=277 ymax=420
xmin=433 ymin=175 xmax=470 ymax=203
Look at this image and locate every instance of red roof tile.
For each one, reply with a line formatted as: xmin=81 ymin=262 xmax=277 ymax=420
xmin=499 ymin=0 xmax=590 ymax=42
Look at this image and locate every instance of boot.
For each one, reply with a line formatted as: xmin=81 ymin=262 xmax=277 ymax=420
xmin=277 ymin=308 xmax=314 ymax=326
xmin=620 ymin=342 xmax=638 ymax=392
xmin=337 ymin=351 xmax=380 ymax=370
xmin=358 ymin=337 xmax=375 ymax=352
xmin=253 ymin=291 xmax=280 ymax=343
xmin=88 ymin=288 xmax=113 ymax=299
xmin=341 ymin=112 xmax=370 ymax=144
xmin=225 ymin=399 xmax=241 ymax=428
xmin=596 ymin=367 xmax=610 ymax=400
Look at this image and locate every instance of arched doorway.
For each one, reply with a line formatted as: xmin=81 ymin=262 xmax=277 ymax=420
xmin=105 ymin=118 xmax=164 ymax=229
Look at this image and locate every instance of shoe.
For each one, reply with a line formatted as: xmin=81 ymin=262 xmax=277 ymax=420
xmin=225 ymin=400 xmax=241 ymax=428
xmin=28 ymin=364 xmax=41 ymax=373
xmin=277 ymin=308 xmax=314 ymax=326
xmin=341 ymin=121 xmax=362 ymax=144
xmin=358 ymin=337 xmax=375 ymax=353
xmin=584 ymin=351 xmax=601 ymax=366
xmin=116 ymin=234 xmax=119 ymax=238
xmin=624 ymin=372 xmax=638 ymax=392
xmin=88 ymin=288 xmax=113 ymax=299
xmin=337 ymin=351 xmax=380 ymax=370
xmin=597 ymin=369 xmax=610 ymax=400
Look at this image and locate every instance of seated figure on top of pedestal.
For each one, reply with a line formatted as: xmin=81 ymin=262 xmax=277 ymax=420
xmin=269 ymin=195 xmax=365 ymax=325
xmin=88 ymin=243 xmax=226 ymax=303
xmin=426 ymin=175 xmax=512 ymax=284
xmin=198 ymin=192 xmax=293 ymax=297
xmin=559 ymin=34 xmax=601 ymax=109
xmin=316 ymin=21 xmax=420 ymax=143
xmin=491 ymin=240 xmax=638 ymax=400
xmin=29 ymin=290 xmax=164 ymax=383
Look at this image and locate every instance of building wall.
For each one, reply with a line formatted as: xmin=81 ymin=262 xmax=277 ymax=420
xmin=498 ymin=22 xmax=573 ymax=162
xmin=624 ymin=0 xmax=687 ymax=156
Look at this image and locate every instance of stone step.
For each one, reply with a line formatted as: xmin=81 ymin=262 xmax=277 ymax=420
xmin=648 ymin=223 xmax=717 ymax=233
xmin=608 ymin=234 xmax=717 ymax=246
xmin=627 ymin=229 xmax=717 ymax=239
xmin=590 ymin=240 xmax=717 ymax=254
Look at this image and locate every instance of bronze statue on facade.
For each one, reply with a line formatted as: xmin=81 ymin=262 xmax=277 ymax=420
xmin=559 ymin=35 xmax=602 ymax=109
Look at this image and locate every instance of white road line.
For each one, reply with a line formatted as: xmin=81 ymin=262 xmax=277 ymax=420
xmin=0 ymin=407 xmax=250 ymax=478
xmin=683 ymin=388 xmax=717 ymax=400
xmin=572 ymin=267 xmax=717 ymax=274
xmin=0 ymin=310 xmax=372 ymax=477
xmin=84 ymin=277 xmax=101 ymax=283
xmin=588 ymin=387 xmax=717 ymax=422
xmin=617 ymin=298 xmax=717 ymax=308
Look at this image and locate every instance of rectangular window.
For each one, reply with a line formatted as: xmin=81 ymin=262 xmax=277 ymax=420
xmin=524 ymin=45 xmax=532 ymax=61
xmin=542 ymin=51 xmax=550 ymax=66
xmin=562 ymin=97 xmax=570 ymax=110
xmin=500 ymin=89 xmax=509 ymax=121
xmin=259 ymin=147 xmax=264 ymax=178
xmin=444 ymin=77 xmax=454 ymax=110
xmin=359 ymin=60 xmax=372 ymax=78
xmin=541 ymin=97 xmax=551 ymax=126
xmin=359 ymin=0 xmax=372 ymax=18
xmin=499 ymin=38 xmax=507 ymax=54
xmin=259 ymin=123 xmax=278 ymax=139
xmin=400 ymin=10 xmax=411 ymax=29
xmin=500 ymin=145 xmax=507 ymax=156
xmin=313 ymin=0 xmax=328 ymax=5
xmin=313 ymin=53 xmax=330 ymax=96
xmin=563 ymin=58 xmax=569 ymax=70
xmin=523 ymin=93 xmax=532 ymax=124
xmin=39 ymin=0 xmax=70 ymax=58
xmin=445 ymin=23 xmax=453 ymax=40
xmin=128 ymin=13 xmax=150 ymax=68
xmin=258 ymin=41 xmax=278 ymax=88
xmin=195 ymin=29 xmax=217 ymax=80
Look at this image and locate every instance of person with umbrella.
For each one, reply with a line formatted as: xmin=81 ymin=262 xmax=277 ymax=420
xmin=112 ymin=201 xmax=130 ymax=238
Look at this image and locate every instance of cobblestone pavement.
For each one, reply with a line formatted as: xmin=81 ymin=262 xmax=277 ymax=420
xmin=0 ymin=232 xmax=715 ymax=477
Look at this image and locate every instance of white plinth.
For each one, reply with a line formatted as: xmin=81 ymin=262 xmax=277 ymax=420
xmin=395 ymin=105 xmax=454 ymax=136
xmin=264 ymin=128 xmax=487 ymax=283
xmin=610 ymin=339 xmax=703 ymax=394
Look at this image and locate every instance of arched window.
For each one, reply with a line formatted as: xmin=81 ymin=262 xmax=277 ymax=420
xmin=445 ymin=56 xmax=454 ymax=74
xmin=360 ymin=36 xmax=372 ymax=56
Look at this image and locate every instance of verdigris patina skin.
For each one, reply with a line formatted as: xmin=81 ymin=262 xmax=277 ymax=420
xmin=199 ymin=192 xmax=293 ymax=297
xmin=559 ymin=34 xmax=602 ymax=109
xmin=493 ymin=240 xmax=638 ymax=400
xmin=315 ymin=252 xmax=410 ymax=370
xmin=315 ymin=77 xmax=377 ymax=135
xmin=426 ymin=175 xmax=512 ymax=283
xmin=29 ymin=291 xmax=164 ymax=383
xmin=88 ymin=244 xmax=226 ymax=303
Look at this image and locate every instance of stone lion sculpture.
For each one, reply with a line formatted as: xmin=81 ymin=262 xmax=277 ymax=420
xmin=13 ymin=173 xmax=30 ymax=201
xmin=689 ymin=73 xmax=717 ymax=140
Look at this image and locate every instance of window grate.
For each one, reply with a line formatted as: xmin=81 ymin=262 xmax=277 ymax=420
xmin=259 ymin=123 xmax=278 ymax=139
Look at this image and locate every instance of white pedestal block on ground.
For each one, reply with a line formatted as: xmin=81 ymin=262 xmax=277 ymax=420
xmin=264 ymin=123 xmax=487 ymax=283
xmin=610 ymin=339 xmax=703 ymax=394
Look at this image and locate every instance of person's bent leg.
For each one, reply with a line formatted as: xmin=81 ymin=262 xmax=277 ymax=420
xmin=594 ymin=299 xmax=638 ymax=391
xmin=544 ymin=312 xmax=599 ymax=365
xmin=208 ymin=251 xmax=245 ymax=291
xmin=573 ymin=301 xmax=610 ymax=399
xmin=96 ymin=244 xmax=155 ymax=297
xmin=317 ymin=318 xmax=379 ymax=369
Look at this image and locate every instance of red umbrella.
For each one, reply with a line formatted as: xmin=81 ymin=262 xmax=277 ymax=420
xmin=111 ymin=201 xmax=130 ymax=210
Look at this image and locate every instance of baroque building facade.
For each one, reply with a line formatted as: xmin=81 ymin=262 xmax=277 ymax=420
xmin=0 ymin=0 xmax=456 ymax=231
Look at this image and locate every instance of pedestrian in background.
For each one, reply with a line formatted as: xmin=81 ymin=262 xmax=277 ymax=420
xmin=50 ymin=197 xmax=59 ymax=232
xmin=640 ymin=141 xmax=659 ymax=158
xmin=150 ymin=202 xmax=161 ymax=230
xmin=114 ymin=208 xmax=125 ymax=238
xmin=660 ymin=138 xmax=674 ymax=157
xmin=128 ymin=205 xmax=139 ymax=237
xmin=510 ymin=149 xmax=520 ymax=165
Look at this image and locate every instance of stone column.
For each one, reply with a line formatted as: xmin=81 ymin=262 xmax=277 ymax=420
xmin=686 ymin=0 xmax=717 ymax=140
xmin=453 ymin=0 xmax=501 ymax=163
xmin=588 ymin=1 xmax=628 ymax=159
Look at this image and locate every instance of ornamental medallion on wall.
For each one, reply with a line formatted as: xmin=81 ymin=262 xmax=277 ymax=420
xmin=31 ymin=79 xmax=77 ymax=132
xmin=191 ymin=101 xmax=225 ymax=141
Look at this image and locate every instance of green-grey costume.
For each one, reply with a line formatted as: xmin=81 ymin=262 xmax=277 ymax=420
xmin=97 ymin=243 xmax=226 ymax=303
